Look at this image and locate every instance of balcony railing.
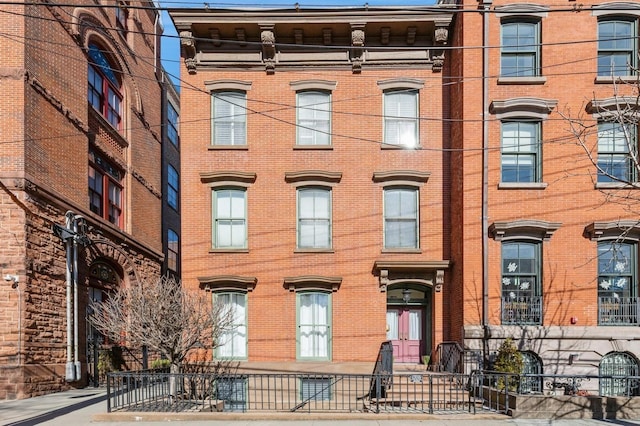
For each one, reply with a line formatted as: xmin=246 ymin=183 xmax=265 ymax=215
xmin=598 ymin=296 xmax=639 ymax=325
xmin=501 ymin=296 xmax=542 ymax=325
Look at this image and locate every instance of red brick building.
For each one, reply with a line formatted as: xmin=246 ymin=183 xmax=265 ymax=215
xmin=450 ymin=0 xmax=640 ymax=387
xmin=0 ymin=2 xmax=164 ymax=399
xmin=170 ymin=6 xmax=455 ymax=373
xmin=172 ymin=0 xmax=640 ymax=388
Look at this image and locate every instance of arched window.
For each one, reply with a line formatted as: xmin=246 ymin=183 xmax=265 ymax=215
xmin=520 ymin=351 xmax=543 ymax=394
xmin=600 ymin=351 xmax=640 ymax=396
xmin=87 ymin=43 xmax=122 ymax=129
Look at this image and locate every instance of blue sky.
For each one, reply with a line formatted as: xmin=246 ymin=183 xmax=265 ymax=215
xmin=158 ymin=1 xmax=437 ymax=88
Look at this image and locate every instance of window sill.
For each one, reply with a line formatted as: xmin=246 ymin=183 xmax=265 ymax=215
xmin=595 ymin=75 xmax=638 ymax=84
xmin=209 ymin=248 xmax=249 ymax=253
xmin=381 ymin=248 xmax=422 ymax=254
xmin=497 ymin=76 xmax=547 ymax=85
xmin=294 ymin=248 xmax=335 ymax=253
xmin=595 ymin=182 xmax=640 ymax=189
xmin=293 ymin=145 xmax=333 ymax=150
xmin=498 ymin=182 xmax=548 ymax=190
xmin=208 ymin=145 xmax=248 ymax=150
xmin=381 ymin=144 xmax=422 ymax=150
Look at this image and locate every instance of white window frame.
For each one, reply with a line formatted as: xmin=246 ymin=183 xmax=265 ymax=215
xmin=212 ymin=91 xmax=247 ymax=146
xmin=213 ymin=188 xmax=247 ymax=249
xmin=383 ymin=90 xmax=419 ymax=147
xmin=215 ymin=292 xmax=248 ymax=359
xmin=383 ymin=187 xmax=419 ymax=249
xmin=297 ymin=91 xmax=331 ymax=146
xmin=297 ymin=187 xmax=332 ymax=249
xmin=297 ymin=291 xmax=331 ymax=360
xmin=501 ymin=120 xmax=541 ymax=183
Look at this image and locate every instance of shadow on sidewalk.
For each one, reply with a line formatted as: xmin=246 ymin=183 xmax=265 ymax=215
xmin=3 ymin=392 xmax=107 ymax=426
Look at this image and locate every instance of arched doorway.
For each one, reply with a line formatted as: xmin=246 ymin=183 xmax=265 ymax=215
xmin=86 ymin=260 xmax=121 ymax=387
xmin=600 ymin=351 xmax=640 ymax=396
xmin=386 ymin=285 xmax=431 ymax=364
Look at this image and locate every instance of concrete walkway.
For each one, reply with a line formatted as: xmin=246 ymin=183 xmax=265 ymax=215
xmin=2 ymin=387 xmax=640 ymax=425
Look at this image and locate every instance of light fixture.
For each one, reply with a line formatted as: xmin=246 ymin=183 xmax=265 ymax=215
xmin=402 ymin=288 xmax=411 ymax=304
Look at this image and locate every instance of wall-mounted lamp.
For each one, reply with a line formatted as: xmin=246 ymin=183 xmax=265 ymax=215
xmin=4 ymin=274 xmax=19 ymax=288
xmin=569 ymin=353 xmax=579 ymax=365
xmin=402 ymin=288 xmax=411 ymax=304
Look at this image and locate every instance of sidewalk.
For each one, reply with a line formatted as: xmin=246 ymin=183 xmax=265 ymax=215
xmin=2 ymin=387 xmax=640 ymax=426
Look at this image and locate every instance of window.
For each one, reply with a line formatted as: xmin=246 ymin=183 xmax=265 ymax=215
xmin=168 ymin=165 xmax=179 ymax=210
xmin=167 ymin=103 xmax=179 ymax=147
xmin=384 ymin=187 xmax=419 ymax=249
xmin=598 ymin=241 xmax=638 ymax=325
xmin=215 ymin=376 xmax=247 ymax=411
xmin=87 ymin=44 xmax=122 ymax=129
xmin=598 ymin=19 xmax=637 ymax=77
xmin=116 ymin=4 xmax=128 ymax=37
xmin=212 ymin=92 xmax=247 ymax=146
xmin=167 ymin=229 xmax=178 ymax=271
xmin=89 ymin=149 xmax=123 ymax=228
xmin=501 ymin=21 xmax=540 ymax=77
xmin=501 ymin=121 xmax=541 ymax=183
xmin=298 ymin=187 xmax=331 ymax=249
xmin=597 ymin=122 xmax=637 ymax=182
xmin=298 ymin=292 xmax=331 ymax=360
xmin=216 ymin=292 xmax=247 ymax=359
xmin=600 ymin=352 xmax=640 ymax=396
xmin=213 ymin=188 xmax=247 ymax=249
xmin=501 ymin=242 xmax=542 ymax=324
xmin=297 ymin=91 xmax=331 ymax=145
xmin=520 ymin=351 xmax=543 ymax=394
xmin=383 ymin=90 xmax=418 ymax=147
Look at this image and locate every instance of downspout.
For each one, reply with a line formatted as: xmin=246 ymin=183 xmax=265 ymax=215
xmin=65 ymin=211 xmax=75 ymax=382
xmin=73 ymin=215 xmax=83 ymax=380
xmin=481 ymin=0 xmax=492 ymax=368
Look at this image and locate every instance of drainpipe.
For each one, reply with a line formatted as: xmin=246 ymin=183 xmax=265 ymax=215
xmin=73 ymin=215 xmax=84 ymax=381
xmin=481 ymin=0 xmax=492 ymax=369
xmin=65 ymin=211 xmax=75 ymax=382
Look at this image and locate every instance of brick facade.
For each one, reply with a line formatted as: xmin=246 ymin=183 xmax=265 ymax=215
xmin=0 ymin=2 xmax=163 ymax=399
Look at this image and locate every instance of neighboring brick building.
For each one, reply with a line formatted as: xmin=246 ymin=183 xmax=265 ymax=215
xmin=170 ymin=6 xmax=455 ymax=372
xmin=450 ymin=0 xmax=640 ymax=387
xmin=0 ymin=2 xmax=164 ymax=399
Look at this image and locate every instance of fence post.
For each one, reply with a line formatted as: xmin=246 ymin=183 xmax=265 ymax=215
xmin=106 ymin=373 xmax=111 ymax=413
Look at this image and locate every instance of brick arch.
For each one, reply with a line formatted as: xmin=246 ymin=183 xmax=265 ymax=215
xmin=72 ymin=9 xmax=143 ymax=115
xmin=82 ymin=239 xmax=140 ymax=287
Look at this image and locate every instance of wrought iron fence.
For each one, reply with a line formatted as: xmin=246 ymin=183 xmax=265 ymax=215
xmin=598 ymin=296 xmax=639 ymax=325
xmin=501 ymin=296 xmax=542 ymax=325
xmin=107 ymin=371 xmax=478 ymax=414
xmin=107 ymin=370 xmax=640 ymax=415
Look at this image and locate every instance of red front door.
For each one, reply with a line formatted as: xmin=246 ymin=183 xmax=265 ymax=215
xmin=387 ymin=307 xmax=423 ymax=363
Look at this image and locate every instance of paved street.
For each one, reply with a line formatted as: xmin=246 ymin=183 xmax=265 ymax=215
xmin=2 ymin=388 xmax=640 ymax=426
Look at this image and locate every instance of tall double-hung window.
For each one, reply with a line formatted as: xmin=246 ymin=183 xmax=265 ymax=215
xmin=213 ymin=188 xmax=247 ymax=249
xmin=501 ymin=21 xmax=540 ymax=77
xmin=598 ymin=241 xmax=638 ymax=325
xmin=89 ymin=149 xmax=123 ymax=228
xmin=212 ymin=92 xmax=247 ymax=146
xmin=501 ymin=241 xmax=542 ymax=325
xmin=87 ymin=43 xmax=122 ymax=129
xmin=598 ymin=19 xmax=637 ymax=77
xmin=384 ymin=187 xmax=419 ymax=249
xmin=168 ymin=164 xmax=179 ymax=210
xmin=216 ymin=292 xmax=248 ymax=359
xmin=297 ymin=91 xmax=331 ymax=146
xmin=383 ymin=90 xmax=419 ymax=147
xmin=297 ymin=291 xmax=331 ymax=360
xmin=501 ymin=121 xmax=541 ymax=183
xmin=597 ymin=122 xmax=637 ymax=183
xmin=298 ymin=187 xmax=331 ymax=249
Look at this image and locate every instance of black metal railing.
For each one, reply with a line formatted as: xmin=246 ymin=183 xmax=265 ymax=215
xmin=598 ymin=296 xmax=639 ymax=325
xmin=501 ymin=296 xmax=542 ymax=325
xmin=434 ymin=341 xmax=464 ymax=373
xmin=107 ymin=371 xmax=478 ymax=414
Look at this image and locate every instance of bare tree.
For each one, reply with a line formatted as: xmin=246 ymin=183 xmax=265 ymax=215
xmin=561 ymin=75 xmax=640 ymax=215
xmin=89 ymin=275 xmax=234 ymax=376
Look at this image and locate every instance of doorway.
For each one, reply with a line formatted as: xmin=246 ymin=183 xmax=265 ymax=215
xmin=386 ymin=306 xmax=424 ymax=363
